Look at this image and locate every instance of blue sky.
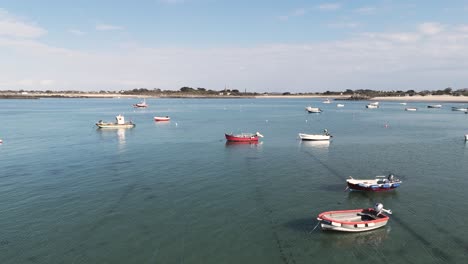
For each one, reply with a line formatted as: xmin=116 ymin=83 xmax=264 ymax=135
xmin=1 ymin=0 xmax=468 ymax=92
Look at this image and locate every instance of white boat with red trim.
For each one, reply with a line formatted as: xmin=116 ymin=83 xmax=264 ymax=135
xmin=317 ymin=203 xmax=392 ymax=232
xmin=133 ymin=99 xmax=148 ymax=108
xmin=346 ymin=174 xmax=401 ymax=192
xmin=154 ymin=116 xmax=170 ymax=122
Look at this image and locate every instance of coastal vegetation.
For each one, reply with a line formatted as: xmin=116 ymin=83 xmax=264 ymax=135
xmin=1 ymin=87 xmax=468 ymax=99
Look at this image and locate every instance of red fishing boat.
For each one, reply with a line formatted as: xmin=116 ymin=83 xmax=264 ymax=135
xmin=154 ymin=116 xmax=170 ymax=122
xmin=225 ymin=132 xmax=263 ymax=142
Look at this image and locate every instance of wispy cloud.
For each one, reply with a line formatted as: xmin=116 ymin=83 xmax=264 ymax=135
xmin=278 ymin=8 xmax=307 ymax=21
xmin=317 ymin=3 xmax=341 ymax=11
xmin=158 ymin=0 xmax=184 ymax=4
xmin=0 ymin=8 xmax=46 ymax=38
xmin=96 ymin=24 xmax=124 ymax=31
xmin=354 ymin=7 xmax=376 ymax=14
xmin=418 ymin=22 xmax=444 ymax=35
xmin=328 ymin=22 xmax=360 ymax=29
xmin=69 ymin=29 xmax=86 ymax=36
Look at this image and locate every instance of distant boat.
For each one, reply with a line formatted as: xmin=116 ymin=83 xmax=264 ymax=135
xmin=225 ymin=132 xmax=263 ymax=142
xmin=133 ymin=99 xmax=148 ymax=108
xmin=322 ymin=98 xmax=331 ymax=104
xmin=405 ymin=107 xmax=417 ymax=111
xmin=427 ymin=104 xmax=442 ymax=108
xmin=316 ymin=203 xmax=392 ymax=232
xmin=370 ymin=102 xmax=379 ymax=106
xmin=399 ymin=102 xmax=407 ymax=105
xmin=154 ymin=116 xmax=170 ymax=122
xmin=465 ymin=134 xmax=468 ymax=141
xmin=96 ymin=114 xmax=135 ymax=129
xmin=366 ymin=104 xmax=379 ymax=109
xmin=337 ymin=104 xmax=344 ymax=107
xmin=0 ymin=139 xmax=2 ymax=144
xmin=305 ymin=106 xmax=322 ymax=113
xmin=298 ymin=129 xmax=332 ymax=141
xmin=452 ymin=107 xmax=468 ymax=111
xmin=346 ymin=174 xmax=402 ymax=192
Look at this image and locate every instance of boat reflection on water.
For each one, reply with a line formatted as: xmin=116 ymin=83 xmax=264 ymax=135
xmin=97 ymin=128 xmax=127 ymax=147
xmin=225 ymin=141 xmax=263 ymax=148
xmin=322 ymin=226 xmax=390 ymax=248
xmin=300 ymin=140 xmax=330 ymax=149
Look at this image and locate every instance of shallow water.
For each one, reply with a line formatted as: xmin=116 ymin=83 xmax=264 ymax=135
xmin=1 ymin=98 xmax=468 ymax=263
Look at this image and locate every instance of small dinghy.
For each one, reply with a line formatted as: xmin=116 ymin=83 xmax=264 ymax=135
xmin=305 ymin=106 xmax=322 ymax=113
xmin=346 ymin=174 xmax=401 ymax=192
xmin=465 ymin=134 xmax=468 ymax=141
xmin=399 ymin=102 xmax=407 ymax=105
xmin=336 ymin=104 xmax=344 ymax=108
xmin=322 ymin=99 xmax=331 ymax=104
xmin=317 ymin=203 xmax=392 ymax=232
xmin=452 ymin=106 xmax=468 ymax=112
xmin=154 ymin=116 xmax=170 ymax=122
xmin=133 ymin=99 xmax=148 ymax=108
xmin=405 ymin=107 xmax=417 ymax=111
xmin=366 ymin=104 xmax=379 ymax=109
xmin=427 ymin=104 xmax=442 ymax=108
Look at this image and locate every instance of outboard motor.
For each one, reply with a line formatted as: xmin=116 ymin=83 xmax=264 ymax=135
xmin=374 ymin=203 xmax=392 ymax=215
xmin=387 ymin=174 xmax=394 ymax=182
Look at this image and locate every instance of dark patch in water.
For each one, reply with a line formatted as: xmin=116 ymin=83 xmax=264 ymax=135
xmin=302 ymin=150 xmax=345 ymax=180
xmin=0 ymin=240 xmax=9 ymax=246
xmin=145 ymin=195 xmax=156 ymax=201
xmin=321 ymin=183 xmax=347 ymax=192
xmin=283 ymin=218 xmax=316 ymax=233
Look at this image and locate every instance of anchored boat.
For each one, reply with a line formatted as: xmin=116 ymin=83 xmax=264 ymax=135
xmin=96 ymin=114 xmax=135 ymax=129
xmin=317 ymin=203 xmax=392 ymax=232
xmin=225 ymin=132 xmax=263 ymax=142
xmin=346 ymin=174 xmax=401 ymax=192
xmin=405 ymin=107 xmax=417 ymax=111
xmin=305 ymin=106 xmax=322 ymax=113
xmin=133 ymin=99 xmax=148 ymax=108
xmin=298 ymin=129 xmax=332 ymax=141
xmin=427 ymin=104 xmax=442 ymax=108
xmin=154 ymin=116 xmax=170 ymax=122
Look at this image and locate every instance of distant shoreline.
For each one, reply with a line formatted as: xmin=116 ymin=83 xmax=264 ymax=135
xmin=1 ymin=93 xmax=468 ymax=102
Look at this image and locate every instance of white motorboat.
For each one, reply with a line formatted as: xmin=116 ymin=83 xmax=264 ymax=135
xmin=370 ymin=102 xmax=379 ymax=106
xmin=317 ymin=203 xmax=392 ymax=232
xmin=298 ymin=129 xmax=332 ymax=141
xmin=452 ymin=106 xmax=468 ymax=111
xmin=465 ymin=134 xmax=468 ymax=141
xmin=346 ymin=174 xmax=402 ymax=192
xmin=322 ymin=99 xmax=331 ymax=104
xmin=405 ymin=107 xmax=417 ymax=111
xmin=427 ymin=104 xmax=442 ymax=108
xmin=96 ymin=114 xmax=135 ymax=129
xmin=337 ymin=104 xmax=344 ymax=107
xmin=305 ymin=106 xmax=322 ymax=113
xmin=366 ymin=104 xmax=379 ymax=109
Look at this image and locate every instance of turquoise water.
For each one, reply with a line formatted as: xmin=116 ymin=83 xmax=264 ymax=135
xmin=1 ymin=98 xmax=468 ymax=263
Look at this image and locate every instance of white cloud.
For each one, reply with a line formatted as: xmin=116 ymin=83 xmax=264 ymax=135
xmin=96 ymin=24 xmax=124 ymax=31
xmin=69 ymin=29 xmax=86 ymax=36
xmin=278 ymin=8 xmax=307 ymax=21
xmin=39 ymin=79 xmax=55 ymax=85
xmin=318 ymin=3 xmax=341 ymax=11
xmin=0 ymin=8 xmax=46 ymax=38
xmin=2 ymin=22 xmax=468 ymax=92
xmin=328 ymin=22 xmax=360 ymax=29
xmin=456 ymin=25 xmax=468 ymax=32
xmin=418 ymin=22 xmax=444 ymax=35
xmin=354 ymin=7 xmax=376 ymax=14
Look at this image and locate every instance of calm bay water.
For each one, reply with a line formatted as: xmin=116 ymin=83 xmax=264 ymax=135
xmin=1 ymin=98 xmax=468 ymax=263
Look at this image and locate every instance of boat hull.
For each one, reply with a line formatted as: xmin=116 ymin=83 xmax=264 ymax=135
xmin=298 ymin=133 xmax=330 ymax=141
xmin=154 ymin=117 xmax=170 ymax=121
xmin=366 ymin=104 xmax=379 ymax=109
xmin=405 ymin=108 xmax=417 ymax=111
xmin=305 ymin=107 xmax=322 ymax=113
xmin=347 ymin=178 xmax=401 ymax=192
xmin=96 ymin=123 xmax=135 ymax=129
xmin=317 ymin=208 xmax=389 ymax=232
xmin=225 ymin=134 xmax=259 ymax=142
xmin=428 ymin=105 xmax=442 ymax=108
xmin=465 ymin=134 xmax=468 ymax=141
